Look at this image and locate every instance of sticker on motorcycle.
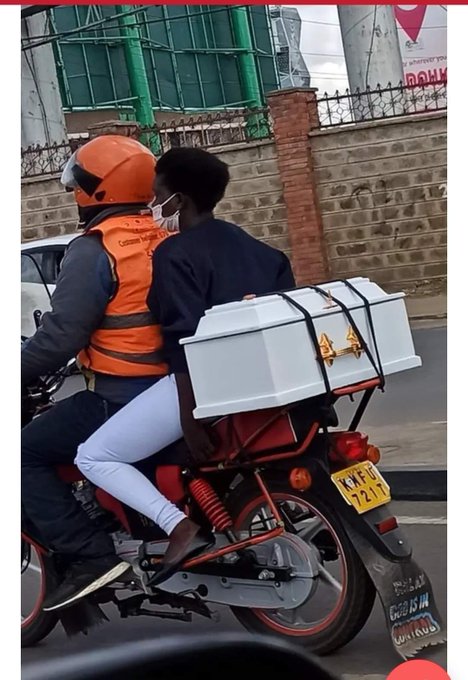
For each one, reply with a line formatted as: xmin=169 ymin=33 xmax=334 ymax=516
xmin=342 ymin=521 xmax=446 ymax=659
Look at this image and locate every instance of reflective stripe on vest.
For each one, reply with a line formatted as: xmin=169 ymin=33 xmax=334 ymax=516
xmin=77 ymin=214 xmax=170 ymax=377
xmin=88 ymin=344 xmax=165 ymax=365
xmin=99 ymin=311 xmax=156 ymax=330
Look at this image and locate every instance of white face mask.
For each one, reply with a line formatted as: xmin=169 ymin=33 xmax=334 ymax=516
xmin=149 ymin=193 xmax=180 ymax=232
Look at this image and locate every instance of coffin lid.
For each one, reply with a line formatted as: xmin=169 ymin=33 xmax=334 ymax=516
xmin=180 ymin=277 xmax=405 ymax=346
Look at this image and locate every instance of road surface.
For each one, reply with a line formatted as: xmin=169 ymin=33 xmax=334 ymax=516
xmin=336 ymin=325 xmax=446 ymax=427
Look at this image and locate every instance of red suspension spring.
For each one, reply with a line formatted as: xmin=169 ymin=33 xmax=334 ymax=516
xmin=189 ymin=478 xmax=233 ymax=532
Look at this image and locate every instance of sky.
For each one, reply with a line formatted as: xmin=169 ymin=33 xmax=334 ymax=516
xmin=294 ymin=5 xmax=447 ymax=94
xmin=294 ymin=4 xmax=348 ymax=94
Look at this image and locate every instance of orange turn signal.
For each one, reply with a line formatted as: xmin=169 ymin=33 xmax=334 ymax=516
xmin=289 ymin=467 xmax=312 ymax=491
xmin=367 ymin=445 xmax=381 ymax=465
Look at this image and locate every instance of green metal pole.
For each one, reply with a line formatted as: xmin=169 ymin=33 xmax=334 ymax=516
xmin=229 ymin=6 xmax=268 ymax=138
xmin=116 ymin=5 xmax=161 ymax=154
xmin=230 ymin=6 xmax=262 ymax=107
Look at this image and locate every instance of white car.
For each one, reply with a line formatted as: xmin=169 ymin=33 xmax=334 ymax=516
xmin=21 ymin=234 xmax=76 ymax=337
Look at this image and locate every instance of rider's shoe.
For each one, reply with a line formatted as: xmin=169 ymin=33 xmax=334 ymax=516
xmin=43 ymin=555 xmax=131 ymax=612
xmin=148 ymin=519 xmax=214 ymax=587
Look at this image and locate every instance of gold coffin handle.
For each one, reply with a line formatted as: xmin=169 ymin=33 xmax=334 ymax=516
xmin=318 ymin=327 xmax=363 ymax=367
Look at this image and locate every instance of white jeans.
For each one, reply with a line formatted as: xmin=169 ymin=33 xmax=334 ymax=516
xmin=76 ymin=375 xmax=187 ymax=536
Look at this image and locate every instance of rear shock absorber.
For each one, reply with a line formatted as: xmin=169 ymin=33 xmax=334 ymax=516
xmin=189 ymin=478 xmax=233 ymax=533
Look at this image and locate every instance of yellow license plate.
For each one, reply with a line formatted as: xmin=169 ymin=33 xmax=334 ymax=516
xmin=331 ymin=461 xmax=391 ymax=514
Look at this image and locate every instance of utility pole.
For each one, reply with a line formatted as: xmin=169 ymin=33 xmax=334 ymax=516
xmin=338 ymin=5 xmax=405 ymax=120
xmin=21 ymin=9 xmax=68 ymax=148
xmin=116 ymin=5 xmax=161 ymax=154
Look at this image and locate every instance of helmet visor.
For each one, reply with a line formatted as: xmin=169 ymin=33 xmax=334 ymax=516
xmin=60 ymin=150 xmax=103 ymax=196
xmin=60 ymin=150 xmax=79 ymax=189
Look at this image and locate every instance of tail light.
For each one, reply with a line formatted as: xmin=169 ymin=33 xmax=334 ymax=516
xmin=330 ymin=432 xmax=369 ymax=463
xmin=329 ymin=432 xmax=381 ymax=466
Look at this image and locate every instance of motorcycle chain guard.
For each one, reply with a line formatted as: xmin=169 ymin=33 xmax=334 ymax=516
xmin=115 ymin=533 xmax=318 ymax=611
xmin=159 ymin=533 xmax=318 ymax=610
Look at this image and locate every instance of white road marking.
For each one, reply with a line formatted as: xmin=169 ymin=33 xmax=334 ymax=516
xmin=397 ymin=516 xmax=446 ymax=525
xmin=431 ymin=420 xmax=447 ymax=425
xmin=301 ymin=515 xmax=446 ymax=526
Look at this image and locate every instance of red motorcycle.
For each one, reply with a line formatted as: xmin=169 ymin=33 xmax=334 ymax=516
xmin=21 ymin=363 xmax=446 ymax=660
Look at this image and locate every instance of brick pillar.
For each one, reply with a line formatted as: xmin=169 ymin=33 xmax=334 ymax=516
xmin=267 ymin=88 xmax=328 ymax=285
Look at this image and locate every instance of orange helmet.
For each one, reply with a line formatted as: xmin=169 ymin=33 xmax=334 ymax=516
xmin=61 ymin=135 xmax=156 ymax=208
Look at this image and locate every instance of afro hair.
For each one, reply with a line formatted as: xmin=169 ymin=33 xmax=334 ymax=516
xmin=156 ymin=147 xmax=230 ymax=212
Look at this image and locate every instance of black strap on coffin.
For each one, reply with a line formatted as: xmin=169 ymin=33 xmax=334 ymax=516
xmin=336 ymin=279 xmax=385 ymax=391
xmin=278 ymin=283 xmax=385 ymax=397
xmin=278 ymin=292 xmax=332 ymax=395
xmin=309 ymin=283 xmax=385 ymax=391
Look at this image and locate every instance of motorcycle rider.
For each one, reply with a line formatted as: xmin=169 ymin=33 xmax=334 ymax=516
xmin=76 ymin=147 xmax=296 ymax=588
xmin=21 ymin=135 xmax=189 ymax=612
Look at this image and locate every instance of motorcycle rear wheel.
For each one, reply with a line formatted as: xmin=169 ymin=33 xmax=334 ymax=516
xmin=21 ymin=537 xmax=58 ymax=647
xmin=227 ymin=479 xmax=376 ymax=655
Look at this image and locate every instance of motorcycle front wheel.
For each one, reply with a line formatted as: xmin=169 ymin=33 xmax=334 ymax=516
xmin=227 ymin=479 xmax=376 ymax=655
xmin=21 ymin=536 xmax=58 ymax=647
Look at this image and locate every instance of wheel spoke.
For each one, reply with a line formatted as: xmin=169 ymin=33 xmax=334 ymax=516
xmin=238 ymin=492 xmax=349 ymax=633
xmin=297 ymin=516 xmax=326 ymax=542
xmin=318 ymin=564 xmax=343 ymax=593
xmin=260 ymin=507 xmax=274 ymax=531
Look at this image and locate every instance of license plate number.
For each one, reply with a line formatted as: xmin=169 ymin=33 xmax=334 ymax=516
xmin=331 ymin=461 xmax=391 ymax=514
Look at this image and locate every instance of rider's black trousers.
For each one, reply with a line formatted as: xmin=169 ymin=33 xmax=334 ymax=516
xmin=22 ymin=390 xmax=122 ymax=560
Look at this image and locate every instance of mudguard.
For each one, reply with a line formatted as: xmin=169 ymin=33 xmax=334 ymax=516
xmin=343 ymin=520 xmax=446 ymax=659
xmin=301 ymin=461 xmax=414 ymax=561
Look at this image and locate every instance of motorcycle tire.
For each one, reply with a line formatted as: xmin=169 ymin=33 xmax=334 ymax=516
xmin=226 ymin=478 xmax=376 ymax=656
xmin=21 ymin=537 xmax=58 ymax=647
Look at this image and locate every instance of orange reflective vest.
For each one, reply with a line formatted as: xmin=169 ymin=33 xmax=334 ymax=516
xmin=77 ymin=214 xmax=170 ymax=377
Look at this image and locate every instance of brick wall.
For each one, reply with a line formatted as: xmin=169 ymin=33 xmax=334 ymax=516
xmin=21 ymin=140 xmax=290 ymax=257
xmin=214 ymin=140 xmax=290 ymax=257
xmin=21 ymin=94 xmax=447 ymax=300
xmin=311 ymin=112 xmax=447 ymax=296
xmin=21 ymin=176 xmax=78 ymax=242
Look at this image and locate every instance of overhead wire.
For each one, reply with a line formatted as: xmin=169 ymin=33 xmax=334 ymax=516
xmin=22 ymin=5 xmax=447 ymax=53
xmin=22 ymin=5 xmax=248 ymax=50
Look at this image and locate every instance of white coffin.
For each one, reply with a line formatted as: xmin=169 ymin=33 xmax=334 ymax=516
xmin=180 ymin=277 xmax=422 ymax=419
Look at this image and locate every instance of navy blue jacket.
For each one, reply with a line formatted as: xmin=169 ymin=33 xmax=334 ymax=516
xmin=147 ymin=218 xmax=295 ymax=373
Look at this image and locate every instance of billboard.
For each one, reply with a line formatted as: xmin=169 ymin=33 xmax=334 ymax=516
xmin=394 ymin=5 xmax=447 ymax=85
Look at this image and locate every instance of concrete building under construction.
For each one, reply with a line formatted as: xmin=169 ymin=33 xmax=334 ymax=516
xmin=21 ymin=4 xmax=280 ymax=144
